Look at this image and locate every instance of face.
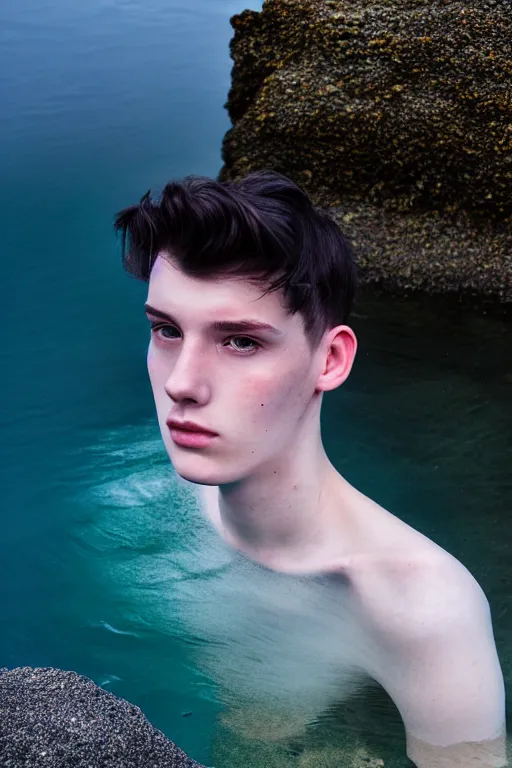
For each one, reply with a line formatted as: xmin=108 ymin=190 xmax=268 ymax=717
xmin=145 ymin=254 xmax=327 ymax=486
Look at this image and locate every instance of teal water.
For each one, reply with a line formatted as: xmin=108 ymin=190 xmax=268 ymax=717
xmin=0 ymin=1 xmax=510 ymax=766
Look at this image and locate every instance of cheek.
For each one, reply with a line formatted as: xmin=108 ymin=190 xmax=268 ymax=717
xmin=147 ymin=345 xmax=155 ymax=375
xmin=147 ymin=346 xmax=166 ymax=381
xmin=240 ymin=366 xmax=309 ymax=426
xmin=147 ymin=349 xmax=168 ymax=402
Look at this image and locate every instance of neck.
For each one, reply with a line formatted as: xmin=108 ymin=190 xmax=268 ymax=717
xmin=215 ymin=430 xmax=354 ymax=573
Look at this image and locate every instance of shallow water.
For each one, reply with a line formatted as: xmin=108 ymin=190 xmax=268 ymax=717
xmin=0 ymin=1 xmax=510 ymax=765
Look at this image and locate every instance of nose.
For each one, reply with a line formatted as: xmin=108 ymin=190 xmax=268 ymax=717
xmin=163 ymin=344 xmax=211 ymax=406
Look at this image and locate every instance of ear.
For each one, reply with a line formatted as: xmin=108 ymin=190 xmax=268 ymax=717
xmin=315 ymin=325 xmax=357 ymax=392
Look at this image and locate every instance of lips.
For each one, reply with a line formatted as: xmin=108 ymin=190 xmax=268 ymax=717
xmin=166 ymin=419 xmax=217 ymax=436
xmin=166 ymin=419 xmax=218 ymax=449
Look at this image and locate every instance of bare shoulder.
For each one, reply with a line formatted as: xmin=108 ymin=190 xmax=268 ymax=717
xmin=349 ymin=534 xmax=492 ymax=643
xmin=339 ymin=483 xmax=491 ymax=634
xmin=347 ymin=519 xmax=506 ymax=752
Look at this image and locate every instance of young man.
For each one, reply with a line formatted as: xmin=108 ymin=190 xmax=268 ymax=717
xmin=115 ymin=171 xmax=507 ymax=767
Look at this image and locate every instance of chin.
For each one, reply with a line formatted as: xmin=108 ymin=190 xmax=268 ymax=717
xmin=164 ymin=445 xmax=236 ymax=487
xmin=172 ymin=461 xmax=232 ymax=486
xmin=176 ymin=470 xmax=219 ymax=486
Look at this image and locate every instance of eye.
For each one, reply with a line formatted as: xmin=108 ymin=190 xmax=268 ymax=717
xmin=228 ymin=336 xmax=260 ymax=353
xmin=150 ymin=322 xmax=180 ymax=340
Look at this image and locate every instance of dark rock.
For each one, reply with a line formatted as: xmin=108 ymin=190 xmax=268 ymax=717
xmin=0 ymin=667 xmax=206 ymax=768
xmin=219 ymin=0 xmax=512 ymax=302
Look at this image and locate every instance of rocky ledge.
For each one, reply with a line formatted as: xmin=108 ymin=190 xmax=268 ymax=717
xmin=219 ymin=0 xmax=512 ymax=303
xmin=0 ymin=667 xmax=205 ymax=767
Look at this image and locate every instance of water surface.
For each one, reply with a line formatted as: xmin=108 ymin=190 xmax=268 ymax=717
xmin=0 ymin=1 xmax=509 ymax=765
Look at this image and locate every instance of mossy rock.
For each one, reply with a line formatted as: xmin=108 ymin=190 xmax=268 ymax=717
xmin=220 ymin=0 xmax=512 ymax=303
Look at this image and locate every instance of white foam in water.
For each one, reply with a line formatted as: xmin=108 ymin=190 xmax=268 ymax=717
xmin=99 ymin=621 xmax=139 ymax=637
xmin=76 ymin=421 xmax=378 ymax=730
xmin=99 ymin=674 xmax=123 ymax=687
xmin=90 ymin=469 xmax=173 ymax=508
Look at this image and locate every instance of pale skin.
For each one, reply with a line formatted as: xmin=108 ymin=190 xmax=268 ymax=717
xmin=145 ymin=252 xmax=507 ymax=767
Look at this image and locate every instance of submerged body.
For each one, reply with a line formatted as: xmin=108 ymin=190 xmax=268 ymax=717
xmin=198 ymin=480 xmax=506 ymax=767
xmin=115 ymin=171 xmax=507 ymax=767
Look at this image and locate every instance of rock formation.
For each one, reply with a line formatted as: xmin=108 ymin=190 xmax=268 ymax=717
xmin=0 ymin=667 xmax=206 ymax=767
xmin=219 ymin=0 xmax=512 ymax=302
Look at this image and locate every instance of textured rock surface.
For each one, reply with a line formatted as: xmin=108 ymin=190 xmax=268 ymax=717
xmin=0 ymin=667 xmax=205 ymax=767
xmin=220 ymin=0 xmax=512 ymax=302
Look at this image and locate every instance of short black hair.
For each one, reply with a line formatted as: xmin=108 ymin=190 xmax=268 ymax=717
xmin=114 ymin=170 xmax=357 ymax=346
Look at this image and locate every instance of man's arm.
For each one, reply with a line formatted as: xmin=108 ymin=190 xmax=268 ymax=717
xmin=369 ymin=559 xmax=507 ymax=767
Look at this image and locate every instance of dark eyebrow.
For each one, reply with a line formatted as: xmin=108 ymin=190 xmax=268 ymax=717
xmin=145 ymin=305 xmax=177 ymax=323
xmin=144 ymin=304 xmax=282 ymax=336
xmin=211 ymin=320 xmax=282 ymax=336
